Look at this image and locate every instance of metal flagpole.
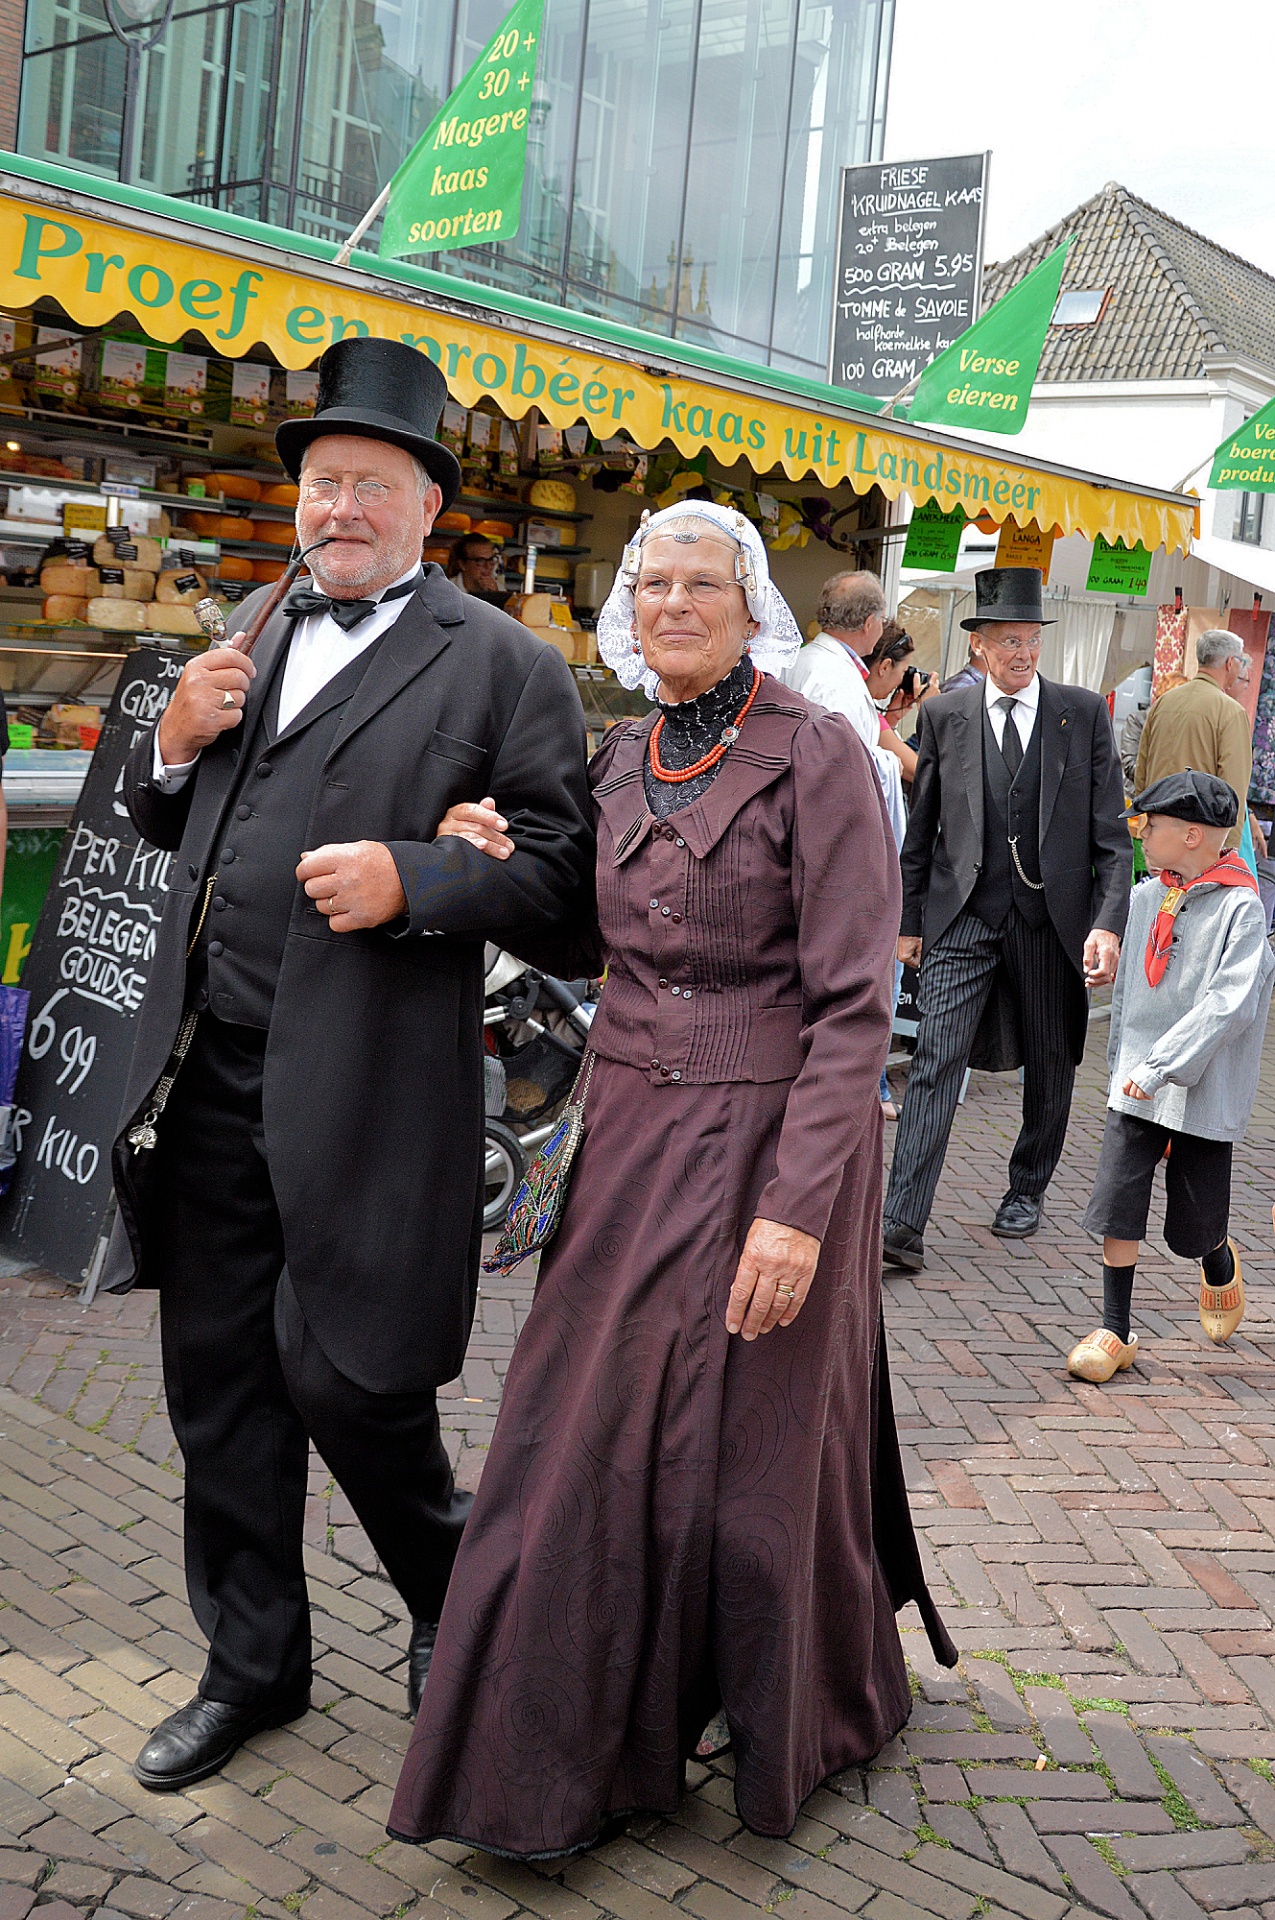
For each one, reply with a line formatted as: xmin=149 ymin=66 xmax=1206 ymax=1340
xmin=333 ymin=183 xmax=392 ymax=269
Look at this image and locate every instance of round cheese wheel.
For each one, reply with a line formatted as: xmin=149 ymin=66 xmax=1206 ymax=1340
xmin=535 ymin=555 xmax=572 ymax=581
xmin=529 ymin=479 xmax=576 ymax=512
xmin=252 ymin=558 xmax=289 ymax=583
xmin=258 ymin=482 xmax=299 ymax=507
xmin=252 ymin=519 xmax=296 ymax=546
xmin=155 ymin=568 xmax=208 ymax=605
xmin=181 ymin=511 xmax=222 ymax=538
xmin=435 ymin=511 xmax=472 ymax=532
xmin=422 ymin=545 xmax=451 ymax=566
xmin=473 ymin=519 xmax=514 ymax=540
xmin=147 ymin=603 xmax=202 ymax=635
xmin=206 ymin=472 xmax=262 ymax=502
xmin=215 ymin=554 xmax=255 ymax=582
xmin=87 ymin=597 xmax=149 ymax=630
xmin=42 ymin=595 xmax=88 ymax=624
xmin=217 ymin=515 xmax=256 ymax=542
xmin=41 ymin=564 xmax=100 ymax=596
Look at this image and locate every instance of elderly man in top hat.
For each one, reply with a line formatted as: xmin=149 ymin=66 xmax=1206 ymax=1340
xmin=104 ymin=338 xmax=593 ymax=1790
xmin=882 ymin=568 xmax=1131 ymax=1269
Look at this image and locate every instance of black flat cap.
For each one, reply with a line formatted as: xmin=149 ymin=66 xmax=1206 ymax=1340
xmin=1134 ymin=769 xmax=1239 ymax=828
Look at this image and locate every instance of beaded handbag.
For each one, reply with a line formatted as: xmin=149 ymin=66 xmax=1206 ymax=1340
xmin=483 ymin=1052 xmax=595 ymax=1275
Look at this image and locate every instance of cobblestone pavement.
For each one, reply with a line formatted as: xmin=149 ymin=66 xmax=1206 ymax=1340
xmin=0 ymin=1018 xmax=1271 ymax=1920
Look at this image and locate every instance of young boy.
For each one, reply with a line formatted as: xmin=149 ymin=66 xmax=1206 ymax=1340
xmin=1069 ymin=770 xmax=1274 ymax=1383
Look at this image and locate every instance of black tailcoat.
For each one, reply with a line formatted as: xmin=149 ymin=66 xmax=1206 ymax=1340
xmin=107 ymin=568 xmax=593 ymax=1392
xmin=899 ymin=675 xmax=1131 ymax=1067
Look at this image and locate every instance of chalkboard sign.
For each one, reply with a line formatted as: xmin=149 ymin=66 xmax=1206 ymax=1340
xmin=1 ymin=646 xmax=186 ymax=1284
xmin=829 ymin=153 xmax=989 ymax=402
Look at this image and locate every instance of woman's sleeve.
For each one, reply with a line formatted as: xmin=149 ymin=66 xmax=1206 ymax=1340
xmin=756 ymin=710 xmax=901 ymax=1241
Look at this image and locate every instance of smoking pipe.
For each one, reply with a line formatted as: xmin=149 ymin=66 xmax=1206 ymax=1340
xmin=193 ymin=537 xmax=338 ymax=657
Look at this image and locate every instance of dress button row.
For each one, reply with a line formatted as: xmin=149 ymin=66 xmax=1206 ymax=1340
xmin=671 ymin=912 xmax=683 ymax=924
xmin=208 ymin=940 xmax=224 ymax=957
xmin=661 ymin=906 xmax=670 ymax=917
xmin=235 ymin=804 xmax=252 ymax=821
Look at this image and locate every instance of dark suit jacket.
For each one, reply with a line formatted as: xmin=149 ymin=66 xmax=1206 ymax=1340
xmin=107 ymin=567 xmax=594 ymax=1393
xmin=899 ymin=675 xmax=1131 ymax=1063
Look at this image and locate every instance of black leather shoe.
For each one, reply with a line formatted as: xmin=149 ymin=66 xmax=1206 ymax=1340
xmin=134 ymin=1690 xmax=309 ymax=1791
xmin=882 ymin=1221 xmax=925 ymax=1271
xmin=407 ymin=1619 xmax=438 ymax=1717
xmin=991 ymin=1192 xmax=1042 ymax=1238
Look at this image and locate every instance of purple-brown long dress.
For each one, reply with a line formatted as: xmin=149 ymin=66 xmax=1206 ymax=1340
xmin=390 ymin=674 xmax=955 ymax=1857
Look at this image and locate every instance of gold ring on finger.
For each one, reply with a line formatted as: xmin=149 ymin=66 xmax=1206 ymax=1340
xmin=776 ymin=1285 xmax=796 ymax=1298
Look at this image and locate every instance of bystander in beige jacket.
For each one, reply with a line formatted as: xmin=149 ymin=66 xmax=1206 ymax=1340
xmin=1134 ymin=638 xmax=1252 ymax=850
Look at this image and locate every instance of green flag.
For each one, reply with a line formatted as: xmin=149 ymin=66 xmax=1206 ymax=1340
xmin=906 ymin=241 xmax=1070 ymax=436
xmin=1208 ymin=395 xmax=1275 ymax=491
xmin=380 ymin=0 xmax=543 ymax=260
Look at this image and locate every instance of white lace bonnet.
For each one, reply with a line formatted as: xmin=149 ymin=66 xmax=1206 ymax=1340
xmin=595 ymin=500 xmax=803 ymax=698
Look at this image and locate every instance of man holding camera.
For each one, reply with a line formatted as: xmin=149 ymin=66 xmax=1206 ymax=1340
xmin=784 ymin=570 xmax=907 ymax=841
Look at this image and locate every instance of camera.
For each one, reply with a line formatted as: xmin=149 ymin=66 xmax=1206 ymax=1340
xmin=901 ymin=665 xmax=931 ymax=697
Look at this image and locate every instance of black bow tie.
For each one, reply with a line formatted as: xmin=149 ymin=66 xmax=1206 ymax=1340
xmin=281 ymin=573 xmax=421 ymax=632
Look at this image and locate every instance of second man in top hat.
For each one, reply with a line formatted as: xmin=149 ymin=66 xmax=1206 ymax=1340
xmin=104 ymin=336 xmax=594 ymax=1790
xmin=883 ymin=568 xmax=1132 ymax=1268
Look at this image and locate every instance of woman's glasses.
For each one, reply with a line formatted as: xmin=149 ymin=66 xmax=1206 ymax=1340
xmin=636 ymin=575 xmax=734 ymax=607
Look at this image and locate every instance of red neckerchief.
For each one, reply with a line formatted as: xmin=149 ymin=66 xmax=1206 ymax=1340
xmin=1144 ymin=849 xmax=1258 ymax=986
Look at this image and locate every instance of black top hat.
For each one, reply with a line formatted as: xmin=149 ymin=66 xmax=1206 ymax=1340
xmin=960 ymin=567 xmax=1055 ymax=630
xmin=275 ymin=338 xmax=462 ymax=510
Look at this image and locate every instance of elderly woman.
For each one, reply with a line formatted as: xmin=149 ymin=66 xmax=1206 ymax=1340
xmin=389 ymin=502 xmax=954 ymax=1856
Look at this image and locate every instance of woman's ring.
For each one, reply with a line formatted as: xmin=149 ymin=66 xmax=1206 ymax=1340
xmin=221 ymin=690 xmax=236 ymax=709
xmin=776 ymin=1285 xmax=796 ymax=1298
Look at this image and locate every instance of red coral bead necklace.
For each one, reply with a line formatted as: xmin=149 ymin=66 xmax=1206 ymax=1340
xmin=648 ymin=664 xmax=762 ymax=784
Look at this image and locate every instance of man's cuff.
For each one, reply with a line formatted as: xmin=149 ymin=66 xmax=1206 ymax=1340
xmin=151 ymin=733 xmax=199 ymax=793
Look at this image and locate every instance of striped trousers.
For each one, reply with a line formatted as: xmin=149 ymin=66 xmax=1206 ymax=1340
xmin=884 ymin=907 xmax=1077 ymax=1235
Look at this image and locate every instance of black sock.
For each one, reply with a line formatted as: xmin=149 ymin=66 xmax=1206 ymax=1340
xmin=1102 ymin=1262 xmax=1136 ymax=1343
xmin=1201 ymin=1241 xmax=1234 ymax=1289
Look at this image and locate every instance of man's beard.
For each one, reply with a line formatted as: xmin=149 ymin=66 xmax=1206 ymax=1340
xmin=307 ymin=524 xmax=420 ymax=596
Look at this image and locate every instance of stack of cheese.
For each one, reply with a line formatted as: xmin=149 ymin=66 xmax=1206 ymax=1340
xmin=41 ymin=528 xmax=209 ymax=635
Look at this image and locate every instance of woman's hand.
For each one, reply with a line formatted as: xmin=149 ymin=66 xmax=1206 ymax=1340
xmin=725 ymin=1217 xmax=821 ymax=1339
xmin=434 ymin=796 xmax=514 ymax=859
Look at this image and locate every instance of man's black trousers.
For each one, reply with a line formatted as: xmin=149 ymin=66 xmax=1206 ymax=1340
xmin=884 ymin=906 xmax=1077 ymax=1235
xmin=150 ymin=1015 xmax=471 ymax=1706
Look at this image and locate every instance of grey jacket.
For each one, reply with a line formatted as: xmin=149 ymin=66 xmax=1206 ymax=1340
xmin=1107 ymin=872 xmax=1274 ymax=1141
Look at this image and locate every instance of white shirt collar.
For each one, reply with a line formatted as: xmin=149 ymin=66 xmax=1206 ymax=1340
xmin=984 ymin=671 xmax=1040 ymax=716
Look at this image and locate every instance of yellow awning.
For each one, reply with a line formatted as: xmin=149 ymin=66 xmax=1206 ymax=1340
xmin=0 ymin=174 xmax=1197 ymax=556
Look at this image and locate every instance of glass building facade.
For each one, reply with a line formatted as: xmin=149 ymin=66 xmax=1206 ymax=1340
xmin=17 ymin=0 xmax=893 ymax=377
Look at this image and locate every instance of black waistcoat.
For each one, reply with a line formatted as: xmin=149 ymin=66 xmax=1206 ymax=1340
xmin=967 ymin=699 xmax=1048 ymax=932
xmin=188 ymin=633 xmax=386 ymax=1029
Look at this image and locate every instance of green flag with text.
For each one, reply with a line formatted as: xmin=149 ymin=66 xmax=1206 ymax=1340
xmin=906 ymin=242 xmax=1070 ymax=437
xmin=380 ymin=0 xmax=543 ymax=260
xmin=1208 ymin=395 xmax=1275 ymax=491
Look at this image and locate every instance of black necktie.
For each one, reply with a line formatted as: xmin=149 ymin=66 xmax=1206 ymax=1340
xmin=996 ymin=695 xmax=1023 ymax=778
xmin=281 ymin=572 xmax=422 ymax=632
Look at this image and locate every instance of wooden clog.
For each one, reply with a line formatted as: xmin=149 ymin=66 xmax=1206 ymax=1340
xmin=1067 ymin=1328 xmax=1137 ymax=1383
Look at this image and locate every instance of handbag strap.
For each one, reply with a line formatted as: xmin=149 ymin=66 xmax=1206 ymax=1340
xmin=569 ymin=1048 xmax=595 ymax=1108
